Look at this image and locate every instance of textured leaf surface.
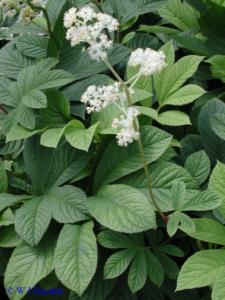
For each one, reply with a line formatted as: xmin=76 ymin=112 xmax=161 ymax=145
xmin=55 ymin=222 xmax=97 ymax=296
xmin=88 ymin=185 xmax=156 ymax=233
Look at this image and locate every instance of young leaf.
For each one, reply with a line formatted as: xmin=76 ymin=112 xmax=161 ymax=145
xmin=88 ymin=185 xmax=156 ymax=233
xmin=104 ymin=249 xmax=137 ymax=279
xmin=177 ymin=250 xmax=225 ymax=291
xmin=167 ymin=212 xmax=180 ymax=237
xmin=55 ymin=222 xmax=97 ymax=296
xmin=40 ymin=128 xmax=65 ymax=148
xmin=128 ymin=250 xmax=147 ymax=293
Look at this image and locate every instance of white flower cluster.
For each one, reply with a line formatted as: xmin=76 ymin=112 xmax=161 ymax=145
xmin=128 ymin=48 xmax=166 ymax=76
xmin=64 ymin=6 xmax=119 ymax=60
xmin=112 ymin=107 xmax=140 ymax=147
xmin=81 ymin=83 xmax=120 ymax=114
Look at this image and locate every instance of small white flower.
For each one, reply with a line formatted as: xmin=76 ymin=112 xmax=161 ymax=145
xmin=128 ymin=48 xmax=166 ymax=76
xmin=64 ymin=6 xmax=119 ymax=61
xmin=112 ymin=107 xmax=140 ymax=147
xmin=81 ymin=83 xmax=120 ymax=113
xmin=63 ymin=7 xmax=77 ymax=28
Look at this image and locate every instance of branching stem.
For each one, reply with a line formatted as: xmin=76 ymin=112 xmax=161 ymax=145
xmin=104 ymin=59 xmax=168 ymax=223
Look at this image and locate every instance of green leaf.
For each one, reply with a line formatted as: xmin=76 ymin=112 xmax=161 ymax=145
xmin=88 ymin=185 xmax=156 ymax=233
xmin=185 ymin=151 xmax=210 ymax=185
xmin=0 ymin=208 xmax=14 ymax=226
xmin=0 ymin=194 xmax=30 ymax=212
xmin=94 ymin=126 xmax=172 ymax=190
xmin=181 ymin=190 xmax=221 ymax=212
xmin=4 ymin=238 xmax=55 ymax=300
xmin=157 ymin=111 xmax=191 ymax=126
xmin=15 ymin=196 xmax=51 ymax=246
xmin=212 ymin=273 xmax=225 ymax=300
xmin=157 ymin=55 xmax=204 ymax=103
xmin=0 ymin=42 xmax=34 ymax=79
xmin=167 ymin=213 xmax=180 ymax=237
xmin=22 ymin=90 xmax=47 ymax=109
xmin=97 ymin=230 xmax=138 ymax=249
xmin=55 ymin=222 xmax=97 ymax=296
xmin=145 ymin=250 xmax=164 ymax=287
xmin=155 ymin=252 xmax=179 ymax=280
xmin=65 ymin=122 xmax=99 ymax=152
xmin=128 ymin=250 xmax=147 ymax=293
xmin=208 ymin=55 xmax=225 ymax=82
xmin=50 ymin=185 xmax=88 ymax=223
xmin=104 ymin=248 xmax=137 ymax=279
xmin=0 ymin=226 xmax=21 ymax=248
xmin=161 ymin=85 xmax=205 ymax=107
xmin=16 ymin=34 xmax=48 ymax=58
xmin=136 ymin=106 xmax=158 ymax=120
xmin=211 ymin=113 xmax=225 ymax=140
xmin=178 ymin=212 xmax=195 ymax=233
xmin=6 ymin=125 xmax=42 ymax=143
xmin=40 ymin=128 xmax=65 ymax=148
xmin=171 ymin=180 xmax=186 ymax=211
xmin=185 ymin=218 xmax=225 ymax=245
xmin=176 ymin=250 xmax=225 ymax=291
xmin=0 ymin=161 xmax=7 ymax=193
xmin=209 ymin=161 xmax=225 ymax=217
xmin=157 ymin=0 xmax=199 ymax=31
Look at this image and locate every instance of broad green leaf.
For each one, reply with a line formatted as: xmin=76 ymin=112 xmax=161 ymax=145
xmin=157 ymin=0 xmax=199 ymax=31
xmin=157 ymin=55 xmax=204 ymax=103
xmin=0 ymin=42 xmax=34 ymax=79
xmin=55 ymin=222 xmax=97 ymax=296
xmin=104 ymin=249 xmax=137 ymax=279
xmin=171 ymin=180 xmax=186 ymax=211
xmin=97 ymin=230 xmax=138 ymax=249
xmin=0 ymin=194 xmax=31 ymax=212
xmin=0 ymin=226 xmax=21 ymax=248
xmin=6 ymin=125 xmax=42 ymax=143
xmin=157 ymin=111 xmax=191 ymax=126
xmin=177 ymin=250 xmax=225 ymax=291
xmin=16 ymin=34 xmax=48 ymax=58
xmin=212 ymin=273 xmax=225 ymax=300
xmin=185 ymin=218 xmax=225 ymax=245
xmin=46 ymin=0 xmax=67 ymax=27
xmin=50 ymin=185 xmax=88 ymax=223
xmin=178 ymin=212 xmax=195 ymax=233
xmin=209 ymin=161 xmax=225 ymax=217
xmin=136 ymin=106 xmax=158 ymax=120
xmin=185 ymin=151 xmax=210 ymax=185
xmin=94 ymin=126 xmax=172 ymax=190
xmin=157 ymin=244 xmax=184 ymax=257
xmin=22 ymin=90 xmax=47 ymax=109
xmin=155 ymin=252 xmax=179 ymax=280
xmin=138 ymin=24 xmax=180 ymax=35
xmin=0 ymin=208 xmax=14 ymax=226
xmin=119 ymin=161 xmax=198 ymax=212
xmin=65 ymin=122 xmax=99 ymax=152
xmin=198 ymin=99 xmax=225 ymax=163
xmin=4 ymin=238 xmax=55 ymax=300
xmin=15 ymin=196 xmax=51 ymax=246
xmin=208 ymin=55 xmax=225 ymax=82
xmin=0 ymin=161 xmax=7 ymax=193
xmin=181 ymin=190 xmax=221 ymax=212
xmin=128 ymin=250 xmax=147 ymax=293
xmin=161 ymin=85 xmax=205 ymax=107
xmin=40 ymin=128 xmax=65 ymax=148
xmin=145 ymin=250 xmax=164 ymax=287
xmin=88 ymin=185 xmax=156 ymax=233
xmin=211 ymin=113 xmax=225 ymax=140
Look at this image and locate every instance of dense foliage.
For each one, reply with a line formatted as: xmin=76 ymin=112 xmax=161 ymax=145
xmin=0 ymin=0 xmax=225 ymax=299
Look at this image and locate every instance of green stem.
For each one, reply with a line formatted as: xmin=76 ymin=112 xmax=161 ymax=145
xmin=104 ymin=59 xmax=168 ymax=222
xmin=26 ymin=0 xmax=59 ymax=49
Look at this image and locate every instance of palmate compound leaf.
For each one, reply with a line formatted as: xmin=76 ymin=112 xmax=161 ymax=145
xmin=176 ymin=250 xmax=225 ymax=291
xmin=55 ymin=222 xmax=98 ymax=296
xmin=4 ymin=237 xmax=55 ymax=300
xmin=93 ymin=126 xmax=172 ymax=191
xmin=87 ymin=185 xmax=156 ymax=233
xmin=15 ymin=185 xmax=88 ymax=246
xmin=128 ymin=250 xmax=147 ymax=293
